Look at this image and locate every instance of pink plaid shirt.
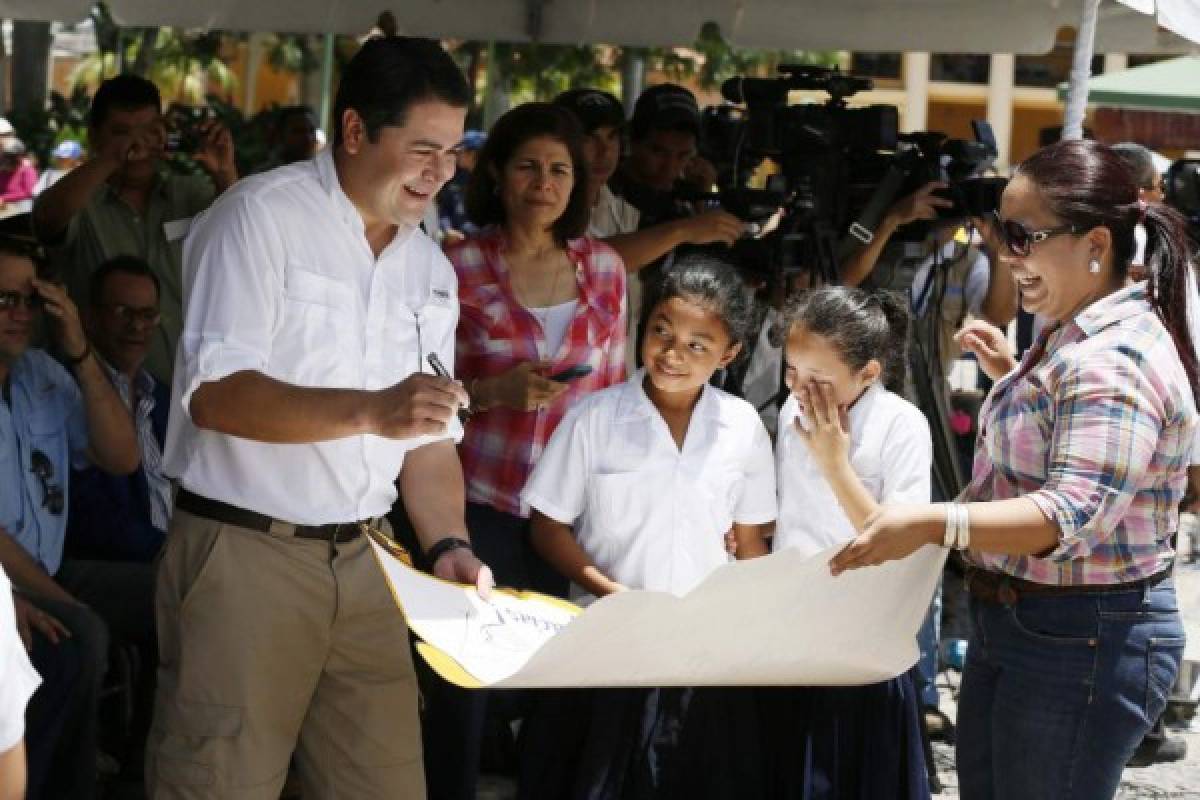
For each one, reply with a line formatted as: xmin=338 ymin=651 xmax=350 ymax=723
xmin=449 ymin=228 xmax=627 ymax=517
xmin=963 ymin=284 xmax=1198 ymax=585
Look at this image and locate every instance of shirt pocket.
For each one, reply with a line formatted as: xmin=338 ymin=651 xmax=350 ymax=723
xmin=588 ymin=470 xmax=657 ymax=559
xmin=278 ymin=266 xmax=356 ymax=386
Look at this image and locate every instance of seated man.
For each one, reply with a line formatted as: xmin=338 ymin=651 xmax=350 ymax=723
xmin=33 ymin=74 xmax=238 ymax=386
xmin=66 ymin=255 xmax=170 ymax=563
xmin=0 ymin=237 xmax=148 ymax=797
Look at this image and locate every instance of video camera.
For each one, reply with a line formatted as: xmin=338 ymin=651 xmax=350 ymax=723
xmin=1165 ymin=158 xmax=1200 ymax=243
xmin=164 ymin=103 xmax=213 ymax=154
xmin=700 ymin=64 xmax=1005 ymax=285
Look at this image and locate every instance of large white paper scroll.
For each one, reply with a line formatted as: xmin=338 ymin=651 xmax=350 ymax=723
xmin=370 ymin=537 xmax=946 ymax=689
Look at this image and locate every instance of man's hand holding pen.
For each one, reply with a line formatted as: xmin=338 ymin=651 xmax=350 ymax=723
xmin=367 ymin=369 xmax=468 ymax=439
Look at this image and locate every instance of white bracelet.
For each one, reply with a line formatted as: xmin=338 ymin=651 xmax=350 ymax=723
xmin=942 ymin=503 xmax=956 ymax=548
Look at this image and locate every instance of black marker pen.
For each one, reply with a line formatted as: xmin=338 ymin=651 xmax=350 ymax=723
xmin=426 ymin=352 xmax=471 ymax=421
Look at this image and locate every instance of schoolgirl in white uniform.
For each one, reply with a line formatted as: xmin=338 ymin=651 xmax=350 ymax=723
xmin=767 ymin=286 xmax=933 ymax=800
xmin=517 ymin=254 xmax=776 ymax=800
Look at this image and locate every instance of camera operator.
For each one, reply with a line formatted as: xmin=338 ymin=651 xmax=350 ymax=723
xmin=841 ymin=180 xmax=1017 ymax=375
xmin=33 ymin=75 xmax=238 ymax=386
xmin=555 ymin=86 xmax=743 ymax=368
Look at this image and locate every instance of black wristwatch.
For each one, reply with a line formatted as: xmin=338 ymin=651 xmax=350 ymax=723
xmin=425 ymin=536 xmax=473 ymax=566
xmin=64 ymin=340 xmax=92 ymax=369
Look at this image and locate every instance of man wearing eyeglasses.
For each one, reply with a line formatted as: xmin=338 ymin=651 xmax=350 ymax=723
xmin=0 ymin=239 xmax=140 ymax=798
xmin=67 ymin=255 xmax=171 ymax=564
xmin=33 ymin=74 xmax=238 ymax=388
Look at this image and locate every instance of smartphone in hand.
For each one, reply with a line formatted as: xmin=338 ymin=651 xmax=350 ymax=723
xmin=547 ymin=364 xmax=593 ymax=383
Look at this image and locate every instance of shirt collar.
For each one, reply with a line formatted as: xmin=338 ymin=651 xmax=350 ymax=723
xmin=315 ymin=147 xmax=417 ymax=255
xmin=846 ymin=381 xmax=885 ymax=427
xmin=98 ymin=353 xmax=154 ymax=393
xmin=315 ymin=147 xmax=361 ymax=230
xmin=615 ymin=368 xmax=722 ymax=423
xmin=1070 ymin=283 xmax=1151 ymax=339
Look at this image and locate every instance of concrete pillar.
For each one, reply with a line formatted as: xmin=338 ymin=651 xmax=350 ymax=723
xmin=902 ymin=52 xmax=930 ymax=132
xmin=986 ymin=53 xmax=1015 ymax=171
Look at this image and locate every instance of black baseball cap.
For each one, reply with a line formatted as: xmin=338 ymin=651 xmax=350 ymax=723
xmin=630 ymin=83 xmax=700 ymax=141
xmin=553 ymin=88 xmax=626 ymax=134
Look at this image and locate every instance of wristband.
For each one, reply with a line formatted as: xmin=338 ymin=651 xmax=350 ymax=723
xmin=64 ymin=340 xmax=92 ymax=368
xmin=956 ymin=504 xmax=971 ymax=551
xmin=425 ymin=536 xmax=473 ymax=566
xmin=942 ymin=503 xmax=956 ymax=548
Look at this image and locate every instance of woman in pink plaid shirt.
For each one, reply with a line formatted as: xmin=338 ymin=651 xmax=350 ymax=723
xmin=830 ymin=140 xmax=1196 ymax=800
xmin=430 ymin=103 xmax=626 ymax=800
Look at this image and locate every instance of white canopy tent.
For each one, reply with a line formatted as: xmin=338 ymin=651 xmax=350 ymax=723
xmin=3 ymin=0 xmax=1199 ymax=144
xmin=1 ymin=0 xmax=1197 ymax=54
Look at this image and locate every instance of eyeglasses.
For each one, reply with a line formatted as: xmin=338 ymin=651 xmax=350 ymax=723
xmin=98 ymin=304 xmax=161 ymax=327
xmin=0 ymin=290 xmax=43 ymax=313
xmin=30 ymin=449 xmax=64 ymax=516
xmin=992 ymin=211 xmax=1079 ymax=258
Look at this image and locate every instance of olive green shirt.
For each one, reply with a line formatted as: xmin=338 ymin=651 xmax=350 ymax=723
xmin=49 ymin=169 xmax=216 ymax=384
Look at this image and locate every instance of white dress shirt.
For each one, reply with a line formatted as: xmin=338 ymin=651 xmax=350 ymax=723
xmin=522 ymin=371 xmax=777 ymax=604
xmin=164 ymin=148 xmax=462 ymax=524
xmin=774 ymin=382 xmax=932 ymax=557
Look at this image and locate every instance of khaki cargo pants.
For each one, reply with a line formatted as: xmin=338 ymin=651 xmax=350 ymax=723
xmin=146 ymin=509 xmax=424 ymax=799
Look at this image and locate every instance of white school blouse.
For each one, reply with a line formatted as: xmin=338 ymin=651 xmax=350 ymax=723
xmin=523 ymin=371 xmax=777 ymax=605
xmin=774 ymin=382 xmax=932 ymax=557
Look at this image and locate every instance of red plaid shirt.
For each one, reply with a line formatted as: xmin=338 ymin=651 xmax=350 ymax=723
xmin=449 ymin=227 xmax=627 ymax=517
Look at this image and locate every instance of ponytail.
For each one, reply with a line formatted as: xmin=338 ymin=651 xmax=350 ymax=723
xmin=871 ymin=290 xmax=911 ymax=394
xmin=1142 ymin=202 xmax=1200 ymax=403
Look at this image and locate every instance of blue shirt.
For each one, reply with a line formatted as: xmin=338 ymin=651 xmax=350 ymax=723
xmin=66 ymin=367 xmax=169 ymax=563
xmin=0 ymin=349 xmax=90 ymax=574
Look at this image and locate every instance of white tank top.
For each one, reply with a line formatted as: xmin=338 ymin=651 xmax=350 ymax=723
xmin=527 ymin=299 xmax=579 ymax=359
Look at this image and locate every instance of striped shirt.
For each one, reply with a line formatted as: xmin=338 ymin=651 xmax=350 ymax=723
xmin=99 ymin=359 xmax=172 ymax=532
xmin=963 ymin=283 xmax=1197 ymax=585
xmin=449 ymin=228 xmax=627 ymax=518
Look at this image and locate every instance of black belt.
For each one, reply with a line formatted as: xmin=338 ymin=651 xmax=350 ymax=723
xmin=176 ymin=489 xmax=369 ymax=543
xmin=965 ymin=565 xmax=1172 ymax=605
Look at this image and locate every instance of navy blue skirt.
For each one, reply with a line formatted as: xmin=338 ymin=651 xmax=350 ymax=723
xmin=518 ymin=686 xmax=767 ymax=800
xmin=518 ymin=674 xmax=928 ymax=800
xmin=759 ymin=674 xmax=931 ymax=800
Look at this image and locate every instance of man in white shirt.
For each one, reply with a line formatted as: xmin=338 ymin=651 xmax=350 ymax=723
xmin=149 ymin=37 xmax=492 ymax=799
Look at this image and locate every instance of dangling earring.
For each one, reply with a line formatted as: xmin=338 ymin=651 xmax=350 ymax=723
xmin=1088 ymin=259 xmax=1101 ymax=274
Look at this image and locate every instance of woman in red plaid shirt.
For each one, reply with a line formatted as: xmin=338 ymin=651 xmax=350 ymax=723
xmin=429 ymin=103 xmax=626 ymax=800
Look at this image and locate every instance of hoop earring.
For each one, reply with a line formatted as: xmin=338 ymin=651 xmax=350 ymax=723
xmin=1089 ymin=259 xmax=1101 ymax=274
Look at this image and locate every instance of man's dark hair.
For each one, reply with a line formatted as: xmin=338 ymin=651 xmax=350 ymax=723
xmin=89 ymin=75 xmax=162 ymax=129
xmin=333 ymin=36 xmax=471 ymax=149
xmin=89 ymin=255 xmax=160 ymax=306
xmin=0 ymin=234 xmax=47 ymax=274
xmin=464 ymin=103 xmax=591 ymax=245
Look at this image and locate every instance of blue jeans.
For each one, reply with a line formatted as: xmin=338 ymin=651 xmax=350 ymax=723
xmin=956 ymin=578 xmax=1184 ymax=800
xmin=915 ymin=581 xmax=942 ymax=708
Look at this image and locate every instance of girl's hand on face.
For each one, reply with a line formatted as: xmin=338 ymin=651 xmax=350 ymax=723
xmin=795 ymin=380 xmax=851 ymax=474
xmin=828 ymin=504 xmax=939 ymax=575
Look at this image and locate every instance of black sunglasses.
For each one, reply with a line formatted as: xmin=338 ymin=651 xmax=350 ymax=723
xmin=0 ymin=290 xmax=43 ymax=313
xmin=992 ymin=211 xmax=1079 ymax=258
xmin=30 ymin=449 xmax=64 ymax=516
